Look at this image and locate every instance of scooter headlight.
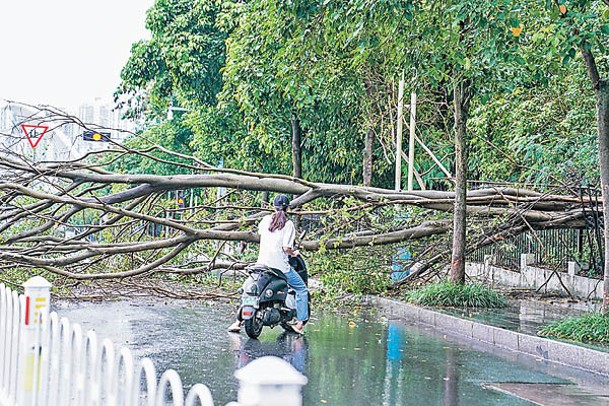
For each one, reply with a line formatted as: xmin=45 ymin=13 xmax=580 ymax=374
xmin=265 ymin=289 xmax=274 ymax=298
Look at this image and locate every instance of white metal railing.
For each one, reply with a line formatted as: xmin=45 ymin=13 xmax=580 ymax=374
xmin=0 ymin=283 xmax=21 ymax=406
xmin=0 ymin=278 xmax=307 ymax=406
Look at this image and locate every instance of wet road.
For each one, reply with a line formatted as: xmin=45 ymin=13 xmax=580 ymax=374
xmin=54 ymin=298 xmax=608 ymax=405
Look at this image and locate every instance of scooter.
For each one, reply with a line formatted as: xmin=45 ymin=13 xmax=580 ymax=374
xmin=238 ymin=256 xmax=309 ymax=339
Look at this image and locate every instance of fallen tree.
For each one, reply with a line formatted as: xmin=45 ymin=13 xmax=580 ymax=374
xmin=0 ymin=103 xmax=600 ymax=290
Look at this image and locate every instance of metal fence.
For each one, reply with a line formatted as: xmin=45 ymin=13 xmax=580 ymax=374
xmin=466 ymin=183 xmax=605 ymax=276
xmin=0 ymin=278 xmax=307 ymax=406
xmin=468 ymin=228 xmax=604 ymax=276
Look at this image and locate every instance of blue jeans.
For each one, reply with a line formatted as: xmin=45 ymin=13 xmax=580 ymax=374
xmin=285 ymin=267 xmax=309 ymax=322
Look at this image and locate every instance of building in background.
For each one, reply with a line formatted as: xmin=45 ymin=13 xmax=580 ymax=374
xmin=0 ymin=98 xmax=138 ymax=163
xmin=77 ymin=97 xmax=136 ymax=134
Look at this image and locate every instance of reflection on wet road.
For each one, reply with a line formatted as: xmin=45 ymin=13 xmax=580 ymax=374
xmin=228 ymin=332 xmax=308 ymax=374
xmin=55 ymin=299 xmax=608 ymax=405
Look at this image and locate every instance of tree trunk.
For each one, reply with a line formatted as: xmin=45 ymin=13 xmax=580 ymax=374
xmin=363 ymin=76 xmax=378 ymax=187
xmin=597 ymin=80 xmax=609 ymax=313
xmin=291 ymin=114 xmax=302 ymax=179
xmin=363 ymin=129 xmax=374 ymax=186
xmin=261 ymin=191 xmax=269 ymax=207
xmin=580 ymin=42 xmax=609 ymax=313
xmin=450 ymin=79 xmax=470 ymax=284
xmin=0 ymin=101 xmax=600 ymax=284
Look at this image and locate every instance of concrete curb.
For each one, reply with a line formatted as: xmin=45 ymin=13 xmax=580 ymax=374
xmin=369 ymin=296 xmax=609 ymax=378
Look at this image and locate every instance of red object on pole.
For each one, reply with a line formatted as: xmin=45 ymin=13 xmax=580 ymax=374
xmin=25 ymin=295 xmax=30 ymax=325
xmin=21 ymin=124 xmax=49 ymax=148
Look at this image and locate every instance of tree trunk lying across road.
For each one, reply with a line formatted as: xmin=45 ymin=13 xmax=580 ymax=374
xmin=0 ymin=157 xmax=594 ymax=281
xmin=0 ymin=104 xmax=598 ymax=283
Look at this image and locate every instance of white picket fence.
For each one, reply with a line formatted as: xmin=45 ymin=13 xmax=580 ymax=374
xmin=0 ymin=277 xmax=307 ymax=406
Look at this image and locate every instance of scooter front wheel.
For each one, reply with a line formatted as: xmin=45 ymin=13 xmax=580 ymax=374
xmin=244 ymin=309 xmax=264 ymax=339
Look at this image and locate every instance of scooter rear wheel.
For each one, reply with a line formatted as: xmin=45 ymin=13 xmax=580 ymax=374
xmin=244 ymin=309 xmax=264 ymax=339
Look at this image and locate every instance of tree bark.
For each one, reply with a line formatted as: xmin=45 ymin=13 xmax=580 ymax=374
xmin=597 ymin=80 xmax=609 ymax=313
xmin=291 ymin=114 xmax=302 ymax=179
xmin=363 ymin=76 xmax=378 ymax=187
xmin=450 ymin=78 xmax=471 ymax=284
xmin=581 ymin=41 xmax=609 ymax=313
xmin=363 ymin=129 xmax=374 ymax=186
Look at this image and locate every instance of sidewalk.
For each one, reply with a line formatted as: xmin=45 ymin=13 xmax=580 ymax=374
xmin=369 ymin=295 xmax=609 ymax=377
xmin=436 ymin=295 xmax=606 ymax=349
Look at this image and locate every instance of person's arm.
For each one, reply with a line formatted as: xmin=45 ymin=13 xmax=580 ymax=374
xmin=283 ymin=246 xmax=300 ymax=256
xmin=282 ymin=221 xmax=298 ymax=256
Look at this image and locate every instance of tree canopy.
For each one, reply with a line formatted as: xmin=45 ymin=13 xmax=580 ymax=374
xmin=3 ymin=0 xmax=609 ymax=305
xmin=114 ymin=0 xmax=606 ymax=191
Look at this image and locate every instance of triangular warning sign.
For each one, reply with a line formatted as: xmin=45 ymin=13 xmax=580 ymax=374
xmin=21 ymin=124 xmax=49 ymax=149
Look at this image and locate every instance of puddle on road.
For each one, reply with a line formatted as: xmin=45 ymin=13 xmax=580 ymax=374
xmin=485 ymin=383 xmax=609 ymax=406
xmin=54 ymin=298 xmax=609 ymax=405
xmin=437 ymin=299 xmax=594 ymax=334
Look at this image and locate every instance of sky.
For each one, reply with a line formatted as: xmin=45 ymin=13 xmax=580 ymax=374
xmin=0 ymin=0 xmax=155 ymax=111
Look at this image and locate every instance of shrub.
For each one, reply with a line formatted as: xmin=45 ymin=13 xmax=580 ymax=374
xmin=309 ymin=248 xmax=393 ymax=303
xmin=404 ymin=280 xmax=507 ymax=308
xmin=538 ymin=313 xmax=609 ymax=346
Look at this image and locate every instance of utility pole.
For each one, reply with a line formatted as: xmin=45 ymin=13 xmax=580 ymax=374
xmin=395 ymin=75 xmax=405 ymax=191
xmin=407 ymin=91 xmax=417 ymax=191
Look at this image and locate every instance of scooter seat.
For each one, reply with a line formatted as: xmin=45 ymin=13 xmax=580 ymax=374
xmin=247 ymin=264 xmax=270 ymax=273
xmin=246 ymin=264 xmax=287 ymax=281
xmin=268 ymin=268 xmax=288 ymax=280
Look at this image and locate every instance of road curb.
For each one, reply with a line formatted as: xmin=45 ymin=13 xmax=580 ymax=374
xmin=368 ymin=296 xmax=609 ymax=378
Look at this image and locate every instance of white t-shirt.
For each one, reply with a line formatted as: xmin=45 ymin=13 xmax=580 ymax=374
xmin=256 ymin=214 xmax=295 ymax=273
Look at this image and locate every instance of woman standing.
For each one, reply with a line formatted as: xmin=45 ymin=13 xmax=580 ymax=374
xmin=228 ymin=194 xmax=309 ymax=334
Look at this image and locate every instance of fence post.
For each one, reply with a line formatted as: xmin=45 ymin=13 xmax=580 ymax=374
xmin=19 ymin=276 xmax=51 ymax=406
xmin=567 ymin=261 xmax=580 ymax=277
xmin=481 ymin=255 xmax=495 ymax=286
xmin=520 ymin=253 xmax=535 ymax=271
xmin=232 ymin=356 xmax=307 ymax=406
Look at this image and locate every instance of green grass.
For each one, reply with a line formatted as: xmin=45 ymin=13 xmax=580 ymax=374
xmin=403 ymin=281 xmax=508 ymax=308
xmin=538 ymin=313 xmax=609 ymax=346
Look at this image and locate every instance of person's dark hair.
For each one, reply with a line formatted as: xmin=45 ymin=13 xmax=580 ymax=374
xmin=269 ymin=194 xmax=289 ymax=232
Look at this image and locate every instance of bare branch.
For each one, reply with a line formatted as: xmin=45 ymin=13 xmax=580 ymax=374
xmin=0 ymin=102 xmax=598 ymax=286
